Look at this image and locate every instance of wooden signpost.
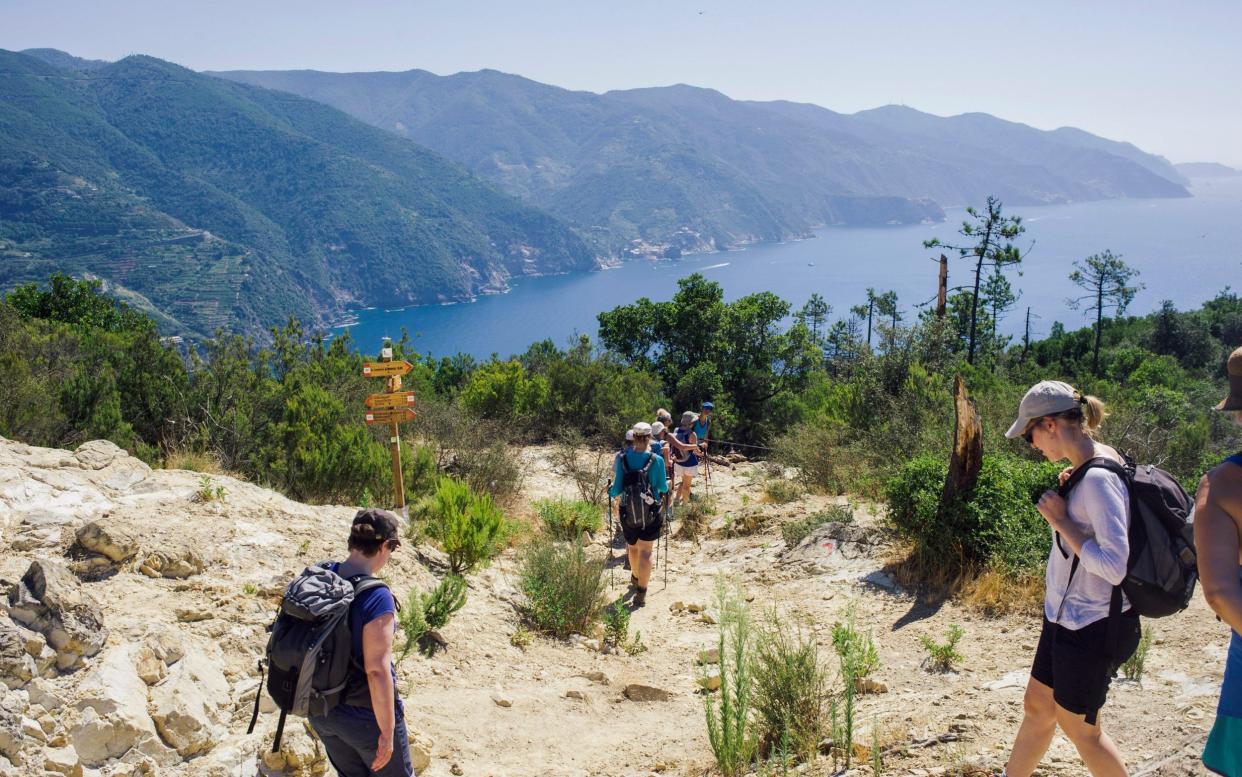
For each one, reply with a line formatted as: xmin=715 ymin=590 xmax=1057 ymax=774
xmin=362 ymin=349 xmax=416 ymax=516
xmin=365 ymin=392 xmax=416 ymax=410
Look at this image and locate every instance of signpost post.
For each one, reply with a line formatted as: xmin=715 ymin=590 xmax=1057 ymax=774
xmin=362 ymin=346 xmax=415 ymax=518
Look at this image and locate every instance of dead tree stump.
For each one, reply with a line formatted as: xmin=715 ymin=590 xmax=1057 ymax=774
xmin=940 ymin=374 xmax=983 ymax=511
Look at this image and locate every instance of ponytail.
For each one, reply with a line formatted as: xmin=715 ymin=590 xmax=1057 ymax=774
xmin=1077 ymin=393 xmax=1109 ymax=437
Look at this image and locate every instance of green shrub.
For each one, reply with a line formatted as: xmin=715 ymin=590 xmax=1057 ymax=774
xmin=403 ymin=443 xmax=439 ymax=500
xmin=535 ymin=498 xmax=604 ymax=540
xmin=459 ymin=359 xmax=549 ymax=429
xmin=752 ymin=616 xmax=830 ymax=762
xmin=509 ymin=626 xmax=532 ymax=650
xmin=1121 ymin=626 xmax=1153 ymax=682
xmin=603 ymin=596 xmax=630 ymax=650
xmin=602 ymin=596 xmax=648 ymax=654
xmin=423 ymin=476 xmax=509 ymax=574
xmin=830 ymin=603 xmax=879 ymax=681
xmin=518 ymin=538 xmax=607 ymax=638
xmin=763 ymin=478 xmax=803 ymax=504
xmin=781 ymin=503 xmax=854 ymax=547
xmin=398 ymin=574 xmax=468 ymax=659
xmin=703 ymin=579 xmax=759 ymax=777
xmin=886 ymin=454 xmax=1061 ymax=576
xmin=919 ymin=624 xmax=965 ymax=672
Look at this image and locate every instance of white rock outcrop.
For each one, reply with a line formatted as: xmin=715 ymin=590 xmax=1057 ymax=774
xmin=149 ymin=648 xmax=230 ymax=757
xmin=72 ymin=646 xmax=162 ymax=765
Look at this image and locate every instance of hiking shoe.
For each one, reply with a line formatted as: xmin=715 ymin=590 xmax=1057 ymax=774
xmin=630 ymin=574 xmax=639 ymax=588
xmin=633 ymin=586 xmax=647 ymax=607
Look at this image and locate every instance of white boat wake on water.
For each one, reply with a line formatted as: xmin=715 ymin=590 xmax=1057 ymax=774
xmin=700 ymin=262 xmax=731 ymax=270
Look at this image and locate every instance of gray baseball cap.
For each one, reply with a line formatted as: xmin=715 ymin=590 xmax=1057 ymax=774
xmin=1005 ymin=380 xmax=1082 ymax=438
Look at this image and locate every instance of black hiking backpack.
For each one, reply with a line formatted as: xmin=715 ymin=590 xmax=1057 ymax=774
xmin=1058 ymin=455 xmax=1197 ymax=619
xmin=247 ymin=564 xmax=388 ymax=751
xmin=619 ymin=452 xmax=659 ymax=532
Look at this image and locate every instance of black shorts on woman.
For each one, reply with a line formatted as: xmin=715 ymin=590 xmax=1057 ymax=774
xmin=1031 ymin=610 xmax=1141 ymax=725
xmin=622 ymin=506 xmax=663 ymax=545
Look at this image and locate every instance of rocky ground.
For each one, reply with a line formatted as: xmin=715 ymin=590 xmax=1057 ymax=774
xmin=0 ymin=436 xmax=1226 ymax=776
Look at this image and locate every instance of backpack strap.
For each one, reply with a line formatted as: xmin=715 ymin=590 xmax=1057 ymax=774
xmin=1053 ymin=455 xmax=1135 ymax=666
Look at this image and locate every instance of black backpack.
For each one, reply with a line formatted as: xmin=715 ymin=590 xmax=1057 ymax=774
xmin=1058 ymin=455 xmax=1197 ymax=619
xmin=619 ymin=452 xmax=659 ymax=532
xmin=247 ymin=564 xmax=388 ymax=751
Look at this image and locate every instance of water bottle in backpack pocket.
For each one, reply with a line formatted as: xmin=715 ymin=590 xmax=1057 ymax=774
xmin=247 ymin=564 xmax=387 ymax=751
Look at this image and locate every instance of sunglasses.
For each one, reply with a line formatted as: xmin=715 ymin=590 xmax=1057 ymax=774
xmin=1021 ymin=420 xmax=1039 ymax=445
xmin=385 ymin=538 xmax=401 ymax=552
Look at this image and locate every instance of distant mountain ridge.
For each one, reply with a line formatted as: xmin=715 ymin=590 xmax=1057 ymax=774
xmin=2 ymin=49 xmax=595 ymax=337
xmin=1176 ymin=162 xmax=1241 ymax=179
xmin=214 ymin=66 xmax=1190 ymax=257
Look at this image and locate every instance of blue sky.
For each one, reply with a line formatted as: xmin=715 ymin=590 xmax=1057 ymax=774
xmin=3 ymin=0 xmax=1239 ymax=166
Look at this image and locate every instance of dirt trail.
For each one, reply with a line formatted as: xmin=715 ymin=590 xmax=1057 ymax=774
xmin=0 ymin=437 xmax=1224 ymax=776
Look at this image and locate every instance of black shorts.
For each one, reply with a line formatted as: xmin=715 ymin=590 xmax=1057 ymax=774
xmin=1030 ymin=611 xmax=1141 ymax=725
xmin=621 ymin=514 xmax=663 ymax=545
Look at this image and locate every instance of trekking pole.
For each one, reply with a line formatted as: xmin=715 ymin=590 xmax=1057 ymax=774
xmin=701 ymin=416 xmax=713 ymax=500
xmin=663 ymin=494 xmax=670 ymax=590
xmin=607 ymin=491 xmax=614 ymax=588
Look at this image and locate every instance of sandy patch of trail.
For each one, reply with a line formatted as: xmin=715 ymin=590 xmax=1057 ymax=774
xmin=0 ymin=437 xmax=1223 ymax=776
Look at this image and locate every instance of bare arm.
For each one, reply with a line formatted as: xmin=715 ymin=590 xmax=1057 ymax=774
xmin=362 ymin=612 xmax=397 ymax=770
xmin=1196 ymin=471 xmax=1242 ymax=635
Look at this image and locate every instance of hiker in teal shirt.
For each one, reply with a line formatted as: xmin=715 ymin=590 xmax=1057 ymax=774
xmin=609 ymin=422 xmax=669 ymax=606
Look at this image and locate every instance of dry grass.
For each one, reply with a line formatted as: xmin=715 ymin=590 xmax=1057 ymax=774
xmin=959 ymin=568 xmax=1044 ymax=617
xmin=163 ymin=448 xmax=228 ymax=475
xmin=886 ymin=543 xmax=1043 ymax=617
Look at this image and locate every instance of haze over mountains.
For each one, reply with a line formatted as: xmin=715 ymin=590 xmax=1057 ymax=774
xmin=218 ymin=67 xmax=1190 ymax=258
xmin=0 ymin=48 xmax=1201 ymax=338
xmin=0 ymin=49 xmax=593 ymax=336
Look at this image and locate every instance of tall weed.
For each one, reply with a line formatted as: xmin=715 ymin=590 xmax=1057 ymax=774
xmin=518 ymin=538 xmax=607 ymax=638
xmin=752 ymin=615 xmax=830 ymax=762
xmin=704 ymin=579 xmax=759 ymax=777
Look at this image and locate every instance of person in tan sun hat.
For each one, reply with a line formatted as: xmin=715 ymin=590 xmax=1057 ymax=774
xmin=1198 ymin=345 xmax=1242 ymax=777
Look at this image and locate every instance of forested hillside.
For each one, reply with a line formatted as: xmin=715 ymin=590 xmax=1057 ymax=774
xmin=0 ymin=50 xmax=595 ymax=337
xmin=216 ymin=67 xmax=1189 ymax=256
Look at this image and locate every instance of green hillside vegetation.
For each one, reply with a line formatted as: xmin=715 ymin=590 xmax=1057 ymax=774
xmin=0 ymin=50 xmax=595 ymax=338
xmin=3 ymin=269 xmax=1237 ymax=595
xmin=216 ymin=67 xmax=1188 ymax=256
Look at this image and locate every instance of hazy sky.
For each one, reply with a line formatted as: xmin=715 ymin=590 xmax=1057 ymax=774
xmin=4 ymin=0 xmax=1239 ymax=166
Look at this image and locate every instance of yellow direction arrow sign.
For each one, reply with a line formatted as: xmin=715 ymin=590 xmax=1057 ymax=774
xmin=362 ymin=360 xmax=413 ymax=378
xmin=365 ymin=408 xmax=417 ymax=426
xmin=366 ymin=391 xmax=416 ymax=410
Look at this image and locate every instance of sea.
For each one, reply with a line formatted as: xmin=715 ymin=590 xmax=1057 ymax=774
xmin=335 ymin=178 xmax=1242 ymax=359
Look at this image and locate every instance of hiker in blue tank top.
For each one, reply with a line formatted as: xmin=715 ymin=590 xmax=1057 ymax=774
xmin=1197 ymin=346 xmax=1242 ymax=777
xmin=693 ymin=401 xmax=714 ymax=452
xmin=311 ymin=510 xmax=415 ymax=777
xmin=609 ymin=422 xmax=669 ymax=606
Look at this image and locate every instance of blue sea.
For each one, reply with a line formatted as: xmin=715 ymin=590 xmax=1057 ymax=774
xmin=336 ymin=178 xmax=1242 ymax=359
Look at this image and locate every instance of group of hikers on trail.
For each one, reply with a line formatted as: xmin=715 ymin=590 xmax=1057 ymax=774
xmin=607 ymin=401 xmax=714 ymax=607
xmin=253 ymin=352 xmax=1242 ymax=777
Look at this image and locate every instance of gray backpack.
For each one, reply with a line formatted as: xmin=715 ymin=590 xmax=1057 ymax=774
xmin=247 ymin=564 xmax=387 ymax=751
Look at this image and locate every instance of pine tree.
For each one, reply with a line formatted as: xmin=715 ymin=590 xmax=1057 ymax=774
xmin=924 ymin=197 xmax=1027 ymax=364
xmin=1068 ymin=250 xmax=1143 ymax=375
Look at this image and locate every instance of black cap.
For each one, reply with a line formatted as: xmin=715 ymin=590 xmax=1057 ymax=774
xmin=350 ymin=508 xmax=401 ymax=544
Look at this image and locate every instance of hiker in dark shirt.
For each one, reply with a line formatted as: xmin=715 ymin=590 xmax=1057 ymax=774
xmin=311 ymin=509 xmax=415 ymax=777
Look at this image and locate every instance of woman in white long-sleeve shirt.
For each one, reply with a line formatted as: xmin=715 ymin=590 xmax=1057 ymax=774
xmin=1000 ymin=380 xmax=1142 ymax=777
